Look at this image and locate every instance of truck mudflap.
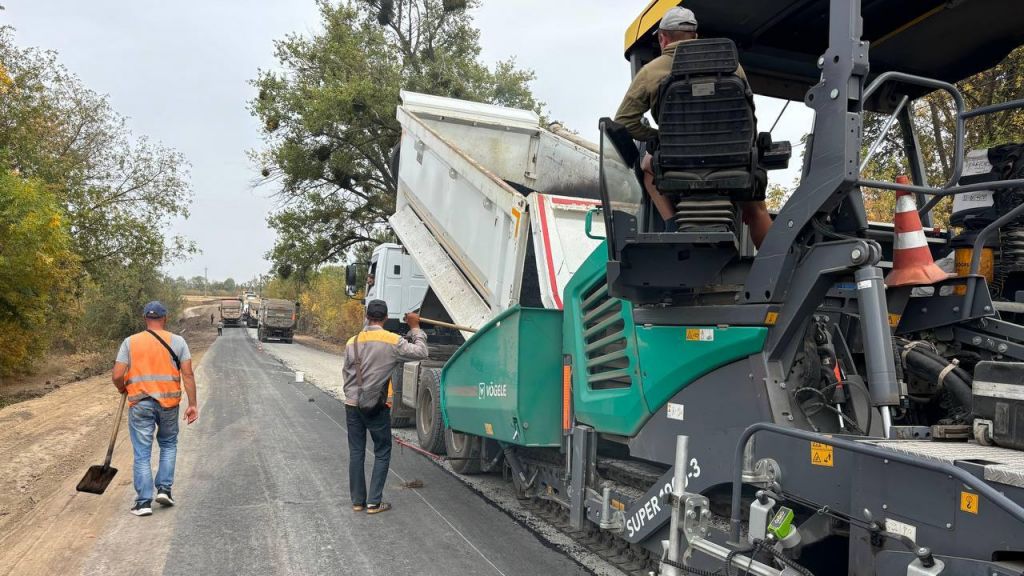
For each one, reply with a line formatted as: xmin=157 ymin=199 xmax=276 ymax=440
xmin=441 ymin=305 xmax=563 ymax=447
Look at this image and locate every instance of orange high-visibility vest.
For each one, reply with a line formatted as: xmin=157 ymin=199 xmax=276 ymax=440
xmin=124 ymin=330 xmax=182 ymax=408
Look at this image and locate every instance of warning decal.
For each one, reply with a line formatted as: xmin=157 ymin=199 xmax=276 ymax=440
xmin=685 ymin=328 xmax=715 ymax=342
xmin=888 ymin=313 xmax=901 ymax=328
xmin=810 ymin=442 xmax=834 ymax=467
xmin=484 ymin=422 xmax=494 ymax=436
xmin=961 ymin=491 xmax=979 ymax=515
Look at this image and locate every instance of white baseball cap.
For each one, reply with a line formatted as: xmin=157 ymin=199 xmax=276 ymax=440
xmin=660 ymin=6 xmax=698 ymax=32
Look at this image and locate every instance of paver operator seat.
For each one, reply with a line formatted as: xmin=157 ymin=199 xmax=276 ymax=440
xmin=599 ymin=38 xmax=791 ymax=305
xmin=652 ymin=38 xmax=791 ymax=238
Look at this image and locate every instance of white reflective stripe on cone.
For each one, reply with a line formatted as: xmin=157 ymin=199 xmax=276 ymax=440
xmin=895 ymin=194 xmax=918 ymax=213
xmin=895 ymin=230 xmax=929 ymax=250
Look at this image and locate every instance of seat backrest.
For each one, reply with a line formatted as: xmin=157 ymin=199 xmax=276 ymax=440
xmin=655 ymin=39 xmax=755 ymax=174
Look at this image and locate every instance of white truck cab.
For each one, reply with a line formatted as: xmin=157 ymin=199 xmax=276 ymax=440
xmin=355 ymin=243 xmax=429 ymax=321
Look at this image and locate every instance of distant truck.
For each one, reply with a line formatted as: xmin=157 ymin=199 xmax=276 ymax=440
xmin=219 ymin=299 xmax=242 ymax=327
xmin=257 ymin=299 xmax=298 ymax=343
xmin=243 ymin=293 xmax=261 ymax=328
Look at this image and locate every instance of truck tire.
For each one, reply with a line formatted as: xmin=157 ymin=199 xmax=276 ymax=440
xmin=391 ymin=416 xmax=413 ymax=428
xmin=415 ymin=367 xmax=446 ymax=454
xmin=444 ymin=427 xmax=483 ymax=475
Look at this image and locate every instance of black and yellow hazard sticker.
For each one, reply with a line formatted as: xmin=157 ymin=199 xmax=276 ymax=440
xmin=810 ymin=442 xmax=834 ymax=467
xmin=764 ymin=312 xmax=779 ymax=325
xmin=888 ymin=313 xmax=901 ymax=328
xmin=960 ymin=491 xmax=979 ymax=514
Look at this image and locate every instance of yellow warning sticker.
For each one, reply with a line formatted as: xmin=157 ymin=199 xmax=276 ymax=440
xmin=810 ymin=442 xmax=834 ymax=467
xmin=511 ymin=208 xmax=522 ymax=238
xmin=960 ymin=491 xmax=979 ymax=514
xmin=764 ymin=312 xmax=779 ymax=326
xmin=484 ymin=422 xmax=494 ymax=436
xmin=610 ymin=499 xmax=625 ymax=511
xmin=888 ymin=313 xmax=901 ymax=328
xmin=685 ymin=328 xmax=715 ymax=342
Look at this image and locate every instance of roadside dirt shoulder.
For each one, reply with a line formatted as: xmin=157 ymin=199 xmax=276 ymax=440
xmin=0 ymin=315 xmax=217 ymax=576
xmin=293 ymin=333 xmax=346 ymax=355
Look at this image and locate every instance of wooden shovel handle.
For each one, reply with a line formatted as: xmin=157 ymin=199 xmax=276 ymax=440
xmin=104 ymin=393 xmax=128 ymax=467
xmin=417 ymin=317 xmax=478 ymax=333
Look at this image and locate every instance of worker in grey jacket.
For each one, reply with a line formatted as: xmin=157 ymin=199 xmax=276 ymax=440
xmin=342 ymin=299 xmax=428 ymax=514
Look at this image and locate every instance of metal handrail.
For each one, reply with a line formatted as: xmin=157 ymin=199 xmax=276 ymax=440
xmin=862 ymin=71 xmax=966 ymax=190
xmin=728 ymin=422 xmax=1024 ymax=545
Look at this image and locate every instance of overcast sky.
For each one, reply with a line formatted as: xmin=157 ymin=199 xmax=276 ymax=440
xmin=4 ymin=1 xmax=811 ymax=283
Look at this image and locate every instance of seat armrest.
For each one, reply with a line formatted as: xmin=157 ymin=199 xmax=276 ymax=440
xmin=757 ymin=132 xmax=791 ymax=171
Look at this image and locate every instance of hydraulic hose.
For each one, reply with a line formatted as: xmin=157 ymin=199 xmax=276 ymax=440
xmin=902 ymin=346 xmax=973 ymax=420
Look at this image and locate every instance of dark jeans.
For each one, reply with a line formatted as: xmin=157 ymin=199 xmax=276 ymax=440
xmin=345 ymin=405 xmax=392 ymax=506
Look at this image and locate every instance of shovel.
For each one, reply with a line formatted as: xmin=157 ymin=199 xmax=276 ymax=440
xmin=76 ymin=392 xmax=127 ymax=495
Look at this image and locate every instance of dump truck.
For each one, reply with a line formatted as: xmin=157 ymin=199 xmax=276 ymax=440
xmin=355 ymin=89 xmax=604 ymax=449
xmin=218 ymin=298 xmax=242 ymax=327
xmin=243 ymin=293 xmax=261 ymax=328
xmin=256 ymin=298 xmax=298 ymax=343
xmin=359 ymin=2 xmax=1024 ymax=574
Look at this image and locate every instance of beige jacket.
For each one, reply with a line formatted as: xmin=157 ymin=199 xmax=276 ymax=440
xmin=614 ymin=39 xmax=747 ymax=142
xmin=343 ymin=325 xmax=428 ymax=407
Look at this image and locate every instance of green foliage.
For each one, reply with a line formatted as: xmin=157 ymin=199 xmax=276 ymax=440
xmin=0 ymin=27 xmax=194 ymax=277
xmin=78 ymin=269 xmax=184 ymax=345
xmin=0 ymin=27 xmax=194 ymax=368
xmin=250 ymin=0 xmax=541 ymax=275
xmin=857 ymin=46 xmax=1024 ymax=226
xmin=0 ymin=171 xmax=77 ymax=375
xmin=297 ymin=266 xmax=365 ymax=342
xmin=765 ymin=183 xmax=789 ymax=212
xmin=265 ymin=266 xmax=365 ymax=343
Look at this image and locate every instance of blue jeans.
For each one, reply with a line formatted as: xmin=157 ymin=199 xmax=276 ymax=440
xmin=345 ymin=405 xmax=392 ymax=506
xmin=128 ymin=398 xmax=179 ymax=503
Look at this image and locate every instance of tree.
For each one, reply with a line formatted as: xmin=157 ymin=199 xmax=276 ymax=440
xmin=0 ymin=26 xmax=194 ymax=281
xmin=250 ymin=0 xmax=540 ymax=275
xmin=0 ymin=26 xmax=194 ymax=354
xmin=0 ymin=171 xmax=77 ymax=374
xmin=859 ymin=46 xmax=1024 ymax=226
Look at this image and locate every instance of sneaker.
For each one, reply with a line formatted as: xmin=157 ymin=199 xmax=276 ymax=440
xmin=155 ymin=488 xmax=175 ymax=507
xmin=366 ymin=502 xmax=391 ymax=515
xmin=131 ymin=500 xmax=153 ymax=516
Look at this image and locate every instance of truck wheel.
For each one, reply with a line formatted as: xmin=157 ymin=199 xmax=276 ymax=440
xmin=416 ymin=367 xmax=446 ymax=454
xmin=391 ymin=416 xmax=413 ymax=428
xmin=445 ymin=428 xmax=483 ymax=475
xmin=284 ymin=338 xmax=293 ymax=344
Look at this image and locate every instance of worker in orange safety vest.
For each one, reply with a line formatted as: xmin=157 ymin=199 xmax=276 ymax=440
xmin=112 ymin=301 xmax=198 ymax=517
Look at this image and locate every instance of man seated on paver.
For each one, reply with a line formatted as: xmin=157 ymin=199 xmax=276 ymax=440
xmin=342 ymin=299 xmax=428 ymax=514
xmin=614 ymin=6 xmax=772 ymax=247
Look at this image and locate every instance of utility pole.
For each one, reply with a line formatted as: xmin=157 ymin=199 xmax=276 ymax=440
xmin=204 ymin=267 xmax=208 ymax=297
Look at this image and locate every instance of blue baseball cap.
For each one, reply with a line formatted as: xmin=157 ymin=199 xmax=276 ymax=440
xmin=143 ymin=301 xmax=168 ymax=319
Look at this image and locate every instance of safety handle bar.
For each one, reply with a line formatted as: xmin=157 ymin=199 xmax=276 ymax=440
xmin=728 ymin=422 xmax=1024 ymax=545
xmin=862 ymin=71 xmax=966 ymax=191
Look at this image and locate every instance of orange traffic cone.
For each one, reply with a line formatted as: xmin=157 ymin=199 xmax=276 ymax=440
xmin=886 ymin=176 xmax=949 ymax=287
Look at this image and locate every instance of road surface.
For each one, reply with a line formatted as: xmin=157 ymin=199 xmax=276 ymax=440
xmin=75 ymin=327 xmax=598 ymax=576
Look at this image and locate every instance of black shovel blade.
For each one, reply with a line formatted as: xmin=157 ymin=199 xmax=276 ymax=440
xmin=76 ymin=464 xmax=118 ymax=494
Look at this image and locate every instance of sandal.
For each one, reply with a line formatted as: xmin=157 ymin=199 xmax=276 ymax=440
xmin=366 ymin=502 xmax=391 ymax=515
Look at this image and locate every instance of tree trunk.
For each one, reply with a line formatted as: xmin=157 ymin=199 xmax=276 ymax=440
xmin=928 ymin=100 xmax=951 ymax=179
